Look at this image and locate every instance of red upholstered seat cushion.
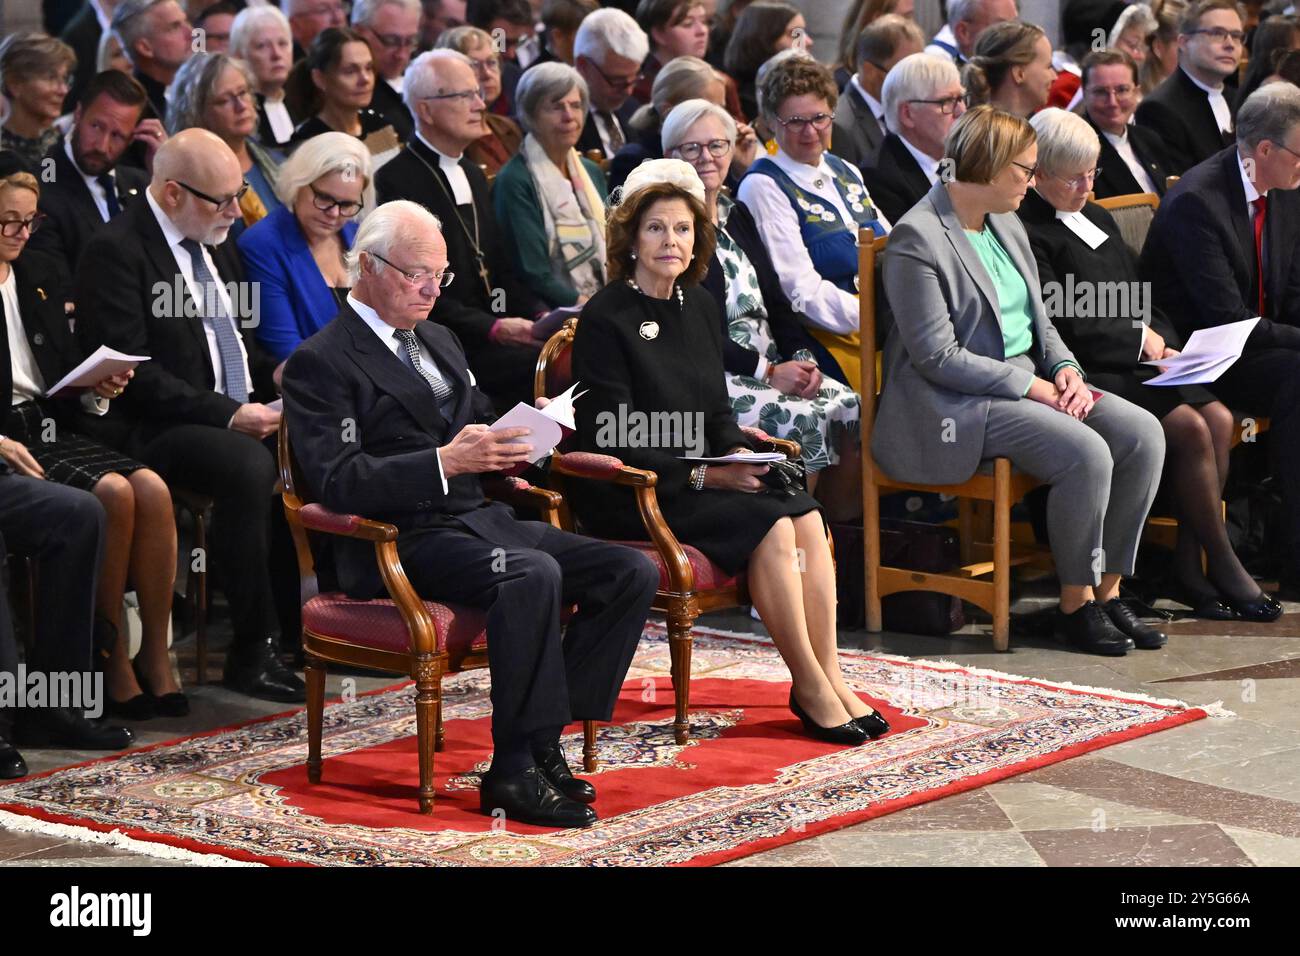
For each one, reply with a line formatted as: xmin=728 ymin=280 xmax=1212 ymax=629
xmin=608 ymin=541 xmax=741 ymax=592
xmin=302 ymin=593 xmax=488 ymax=657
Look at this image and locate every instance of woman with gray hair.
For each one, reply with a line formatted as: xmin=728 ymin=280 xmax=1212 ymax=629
xmin=492 ymin=62 xmax=609 ymax=307
xmin=1018 ymin=108 xmax=1278 ymax=622
xmin=237 ymin=131 xmax=374 ymax=362
xmin=231 ymin=3 xmax=298 ymax=147
xmin=664 ymin=98 xmax=863 ymax=520
xmin=166 ymin=52 xmax=284 ymax=234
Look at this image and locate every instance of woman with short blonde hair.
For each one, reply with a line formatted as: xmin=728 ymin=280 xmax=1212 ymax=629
xmin=0 ymin=33 xmax=77 ymax=168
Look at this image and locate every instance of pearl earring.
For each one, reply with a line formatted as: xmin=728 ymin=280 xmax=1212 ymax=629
xmin=631 ymin=252 xmax=637 ymax=260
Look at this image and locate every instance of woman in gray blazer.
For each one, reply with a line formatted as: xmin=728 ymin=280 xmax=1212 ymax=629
xmin=872 ymin=106 xmax=1168 ymax=656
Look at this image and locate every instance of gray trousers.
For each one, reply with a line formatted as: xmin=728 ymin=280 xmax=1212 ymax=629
xmin=981 ymin=366 xmax=1166 ymax=585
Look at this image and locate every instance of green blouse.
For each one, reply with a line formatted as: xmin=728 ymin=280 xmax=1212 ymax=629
xmin=966 ymin=226 xmax=1035 ymax=360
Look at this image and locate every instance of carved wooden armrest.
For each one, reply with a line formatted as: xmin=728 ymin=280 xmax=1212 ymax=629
xmin=298 ymin=502 xmax=399 ymax=542
xmin=483 ymin=475 xmax=564 ymax=516
xmin=740 ymin=425 xmax=800 ymax=460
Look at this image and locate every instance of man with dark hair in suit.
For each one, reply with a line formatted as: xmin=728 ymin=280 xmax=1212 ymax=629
xmin=280 ymin=199 xmax=658 ymax=828
xmin=571 ymin=6 xmax=647 ymax=159
xmin=1141 ymin=83 xmax=1300 ymax=597
xmin=1080 ymin=48 xmax=1170 ymax=199
xmin=833 ymin=14 xmax=925 ymax=174
xmin=73 ymin=128 xmax=305 ymax=703
xmin=864 ymin=51 xmax=966 ymax=225
xmin=377 ymin=50 xmax=545 ymax=409
xmin=352 ymin=0 xmax=420 ymax=142
xmin=26 ymin=72 xmax=153 ymax=300
xmin=1135 ymin=0 xmax=1244 ymax=175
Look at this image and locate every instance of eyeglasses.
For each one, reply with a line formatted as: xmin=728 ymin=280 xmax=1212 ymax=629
xmin=1054 ymin=167 xmax=1101 ymax=189
xmin=210 ymin=87 xmax=252 ymax=111
xmin=368 ymin=250 xmax=454 ymax=288
xmin=309 ymin=185 xmax=363 ymax=217
xmin=775 ymin=112 xmax=835 ymax=132
xmin=670 ymin=138 xmax=733 ymax=162
xmin=372 ymin=32 xmax=418 ymax=49
xmin=0 ymin=213 xmax=46 ymax=238
xmin=908 ymin=94 xmax=967 ymax=114
xmin=469 ymin=54 xmax=502 ymax=75
xmin=1272 ymin=140 xmax=1300 ymax=161
xmin=173 ymin=179 xmax=250 ymax=213
xmin=1086 ymin=83 xmax=1136 ymax=100
xmin=586 ymin=59 xmax=641 ymax=91
xmin=1010 ymin=160 xmax=1038 ymax=182
xmin=1186 ymin=27 xmax=1246 ymax=44
xmin=421 ymin=88 xmax=484 ymax=106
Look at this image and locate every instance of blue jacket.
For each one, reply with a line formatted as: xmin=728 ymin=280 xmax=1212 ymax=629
xmin=237 ymin=204 xmax=358 ymax=362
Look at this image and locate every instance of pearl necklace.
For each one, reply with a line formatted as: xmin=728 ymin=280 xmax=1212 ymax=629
xmin=626 ymin=277 xmax=684 ymax=307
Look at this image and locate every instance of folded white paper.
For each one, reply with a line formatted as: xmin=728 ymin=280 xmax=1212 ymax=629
xmin=679 ymin=452 xmax=787 ymax=465
xmin=45 ymin=346 xmax=150 ymax=398
xmin=490 ymin=381 xmax=587 ymax=470
xmin=1143 ymin=317 xmax=1259 ymax=386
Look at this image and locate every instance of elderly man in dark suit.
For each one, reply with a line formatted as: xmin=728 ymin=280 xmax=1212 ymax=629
xmin=376 ymin=49 xmax=545 ymax=410
xmin=280 ymin=199 xmax=658 ymax=828
xmin=571 ymin=7 xmax=647 ymax=159
xmin=1079 ymin=49 xmax=1170 ymax=199
xmin=26 ymin=72 xmax=151 ymax=300
xmin=1134 ymin=0 xmax=1243 ymax=175
xmin=864 ymin=52 xmax=966 ymax=225
xmin=72 ymin=128 xmax=304 ymax=703
xmin=1142 ymin=83 xmax=1300 ymax=597
xmin=833 ymin=14 xmax=924 ymax=175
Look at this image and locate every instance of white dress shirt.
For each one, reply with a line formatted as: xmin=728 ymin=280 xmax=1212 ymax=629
xmin=144 ymin=189 xmax=252 ymax=399
xmin=1183 ymin=66 xmax=1233 ymax=134
xmin=386 ymin=74 xmax=404 ymax=95
xmin=348 ymin=292 xmax=477 ymax=495
xmin=262 ymin=95 xmax=295 ymax=145
xmin=65 ymin=137 xmax=115 ymax=223
xmin=735 ymin=148 xmax=891 ymax=335
xmin=2 ymin=269 xmax=44 ymax=404
xmin=924 ymin=24 xmax=961 ymax=63
xmin=899 ymin=134 xmax=941 ymax=185
xmin=1101 ymin=128 xmax=1159 ymax=195
xmin=416 ymin=131 xmax=473 ymax=205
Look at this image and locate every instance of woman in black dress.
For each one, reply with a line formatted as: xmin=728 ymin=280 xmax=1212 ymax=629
xmin=571 ymin=159 xmax=887 ymax=746
xmin=1020 ymin=108 xmax=1281 ymax=622
xmin=284 ymin=28 xmax=394 ymax=149
xmin=0 ymin=163 xmax=187 ymax=716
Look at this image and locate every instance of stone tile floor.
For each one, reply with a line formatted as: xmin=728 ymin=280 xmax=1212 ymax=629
xmin=2 ymin=585 xmax=1297 ymax=867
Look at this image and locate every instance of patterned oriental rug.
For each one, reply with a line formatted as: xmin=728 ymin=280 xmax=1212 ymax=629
xmin=0 ymin=624 xmax=1220 ymax=867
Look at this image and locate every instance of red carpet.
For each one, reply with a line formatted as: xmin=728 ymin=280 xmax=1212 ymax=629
xmin=0 ymin=625 xmax=1211 ymax=866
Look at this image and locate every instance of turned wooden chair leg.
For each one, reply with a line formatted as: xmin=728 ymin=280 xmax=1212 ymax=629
xmin=305 ymin=653 xmax=325 ymax=784
xmin=667 ymin=604 xmax=695 ymax=745
xmin=582 ymin=719 xmax=598 ymax=773
xmin=992 ymin=460 xmax=1012 ymax=652
xmin=435 ymin=696 xmax=445 ymax=752
xmin=415 ymin=661 xmax=440 ymax=815
xmin=864 ymin=472 xmax=883 ymax=633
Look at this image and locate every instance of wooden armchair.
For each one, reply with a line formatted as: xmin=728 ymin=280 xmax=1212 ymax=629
xmin=276 ymin=419 xmax=600 ymax=815
xmin=859 ymin=230 xmax=1047 ymax=650
xmin=534 ymin=318 xmax=800 ymax=744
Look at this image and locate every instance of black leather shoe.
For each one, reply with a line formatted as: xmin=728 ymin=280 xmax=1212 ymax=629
xmin=535 ymin=743 xmax=596 ymax=803
xmin=854 ymin=709 xmax=891 ymax=739
xmin=135 ymin=661 xmax=190 ymax=717
xmin=789 ymin=690 xmax=869 ymax=746
xmin=1104 ymin=598 xmax=1168 ymax=649
xmin=106 ymin=693 xmax=156 ymax=720
xmin=223 ymin=639 xmax=306 ymax=703
xmin=14 ymin=709 xmax=134 ymax=750
xmin=479 ymin=766 xmax=598 ymax=828
xmin=1222 ymin=591 xmax=1284 ymax=623
xmin=0 ymin=737 xmax=27 ymax=779
xmin=1054 ymin=601 xmax=1133 ymax=656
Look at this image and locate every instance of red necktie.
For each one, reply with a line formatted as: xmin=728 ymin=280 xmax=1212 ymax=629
xmin=1252 ymin=195 xmax=1267 ymax=316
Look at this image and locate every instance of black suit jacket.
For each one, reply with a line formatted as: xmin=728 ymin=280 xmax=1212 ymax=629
xmin=367 ymin=78 xmax=414 ymax=143
xmin=1 ymin=256 xmax=88 ymax=413
xmin=374 ymin=137 xmax=543 ymax=350
xmin=831 ymin=83 xmax=886 ymax=174
xmin=1134 ymin=66 xmax=1236 ymax=175
xmin=60 ymin=4 xmax=102 ymax=113
xmin=1018 ymin=189 xmax=1180 ymax=372
xmin=576 ymin=100 xmax=639 ymax=159
xmin=1140 ymin=145 xmax=1300 ymax=351
xmin=72 ymin=198 xmax=277 ymax=451
xmin=25 ymin=143 xmax=149 ymax=301
xmin=280 ymin=306 xmax=529 ymax=598
xmin=861 ymin=133 xmax=933 ymax=226
xmin=701 ymin=199 xmax=822 ymax=376
xmin=1086 ymin=115 xmax=1171 ymax=199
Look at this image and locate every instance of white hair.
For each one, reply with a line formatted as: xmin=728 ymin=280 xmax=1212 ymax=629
xmin=1109 ymin=3 xmax=1157 ymax=46
xmin=515 ymin=61 xmax=590 ymax=134
xmin=574 ymin=7 xmax=649 ymax=66
xmin=231 ymin=4 xmax=291 ymax=60
xmin=1030 ymin=107 xmax=1101 ymax=176
xmin=882 ymin=52 xmax=962 ymax=130
xmin=661 ymin=98 xmax=736 ymax=153
xmin=347 ymin=199 xmax=443 ymax=283
xmin=351 ymin=0 xmax=421 ymax=28
xmin=276 ymin=130 xmax=375 ymax=209
xmin=402 ymin=48 xmax=476 ymax=112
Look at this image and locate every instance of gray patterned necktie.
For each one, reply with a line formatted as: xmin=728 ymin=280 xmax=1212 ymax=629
xmin=393 ymin=328 xmax=453 ymax=402
xmin=179 ymin=237 xmax=248 ymax=403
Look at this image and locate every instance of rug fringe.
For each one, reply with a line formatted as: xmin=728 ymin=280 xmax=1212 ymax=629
xmin=0 ymin=808 xmax=265 ymax=866
xmin=667 ymin=621 xmax=1237 ymax=718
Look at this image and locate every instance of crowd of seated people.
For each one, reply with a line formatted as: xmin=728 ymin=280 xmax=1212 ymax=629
xmin=3 ymin=0 xmax=1300 ymax=828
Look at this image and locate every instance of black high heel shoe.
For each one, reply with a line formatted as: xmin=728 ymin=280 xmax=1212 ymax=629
xmin=134 ymin=659 xmax=190 ymax=718
xmin=789 ymin=690 xmax=868 ymax=746
xmin=854 ymin=709 xmax=890 ymax=739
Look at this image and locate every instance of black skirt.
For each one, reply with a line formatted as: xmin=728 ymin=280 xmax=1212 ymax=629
xmin=1087 ymin=369 xmax=1217 ymax=420
xmin=5 ymin=400 xmax=146 ymax=491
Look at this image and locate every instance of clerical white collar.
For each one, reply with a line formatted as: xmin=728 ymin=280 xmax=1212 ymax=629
xmin=1181 ymin=64 xmax=1225 ymax=95
xmin=416 ymin=130 xmax=464 ymax=166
